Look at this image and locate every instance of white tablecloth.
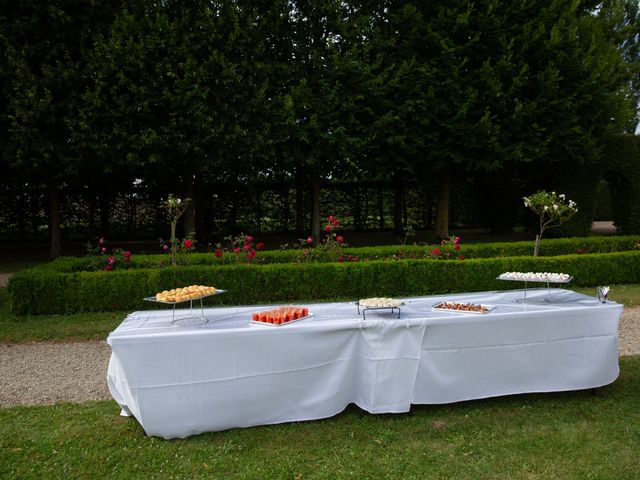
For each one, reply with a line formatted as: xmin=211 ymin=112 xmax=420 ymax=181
xmin=107 ymin=289 xmax=622 ymax=438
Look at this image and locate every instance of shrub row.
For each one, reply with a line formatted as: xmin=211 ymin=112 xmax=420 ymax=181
xmin=41 ymin=235 xmax=640 ymax=273
xmin=9 ymin=251 xmax=640 ymax=315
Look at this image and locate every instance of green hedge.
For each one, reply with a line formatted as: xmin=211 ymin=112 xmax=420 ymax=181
xmin=9 ymin=251 xmax=640 ymax=315
xmin=38 ymin=235 xmax=640 ymax=273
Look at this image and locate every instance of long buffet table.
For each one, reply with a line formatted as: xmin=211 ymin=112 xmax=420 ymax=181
xmin=107 ymin=288 xmax=622 ymax=439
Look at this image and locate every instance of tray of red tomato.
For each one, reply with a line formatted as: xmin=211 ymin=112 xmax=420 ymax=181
xmin=251 ymin=306 xmax=312 ymax=326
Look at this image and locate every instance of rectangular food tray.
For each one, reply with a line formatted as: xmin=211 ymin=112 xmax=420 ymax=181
xmin=251 ymin=313 xmax=314 ymax=327
xmin=143 ymin=289 xmax=226 ymax=305
xmin=497 ymin=276 xmax=573 ymax=284
xmin=432 ymin=303 xmax=495 ymax=314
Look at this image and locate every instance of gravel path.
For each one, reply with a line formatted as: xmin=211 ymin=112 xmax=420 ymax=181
xmin=1 ymin=307 xmax=639 ymax=408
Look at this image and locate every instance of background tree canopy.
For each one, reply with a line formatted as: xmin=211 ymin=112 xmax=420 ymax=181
xmin=1 ymin=0 xmax=639 ymax=256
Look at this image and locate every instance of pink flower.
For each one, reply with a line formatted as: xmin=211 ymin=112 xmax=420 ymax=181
xmin=101 ymin=247 xmax=107 ymax=254
xmin=184 ymin=239 xmax=193 ymax=249
xmin=233 ymin=247 xmax=241 ymax=254
xmin=123 ymin=251 xmax=132 ymax=258
xmin=306 ymin=236 xmax=313 ymax=245
xmin=243 ymin=244 xmax=251 ymax=251
xmin=214 ymin=249 xmax=223 ymax=257
xmin=248 ymin=250 xmax=256 ymax=259
xmin=338 ymin=255 xmax=345 ymax=262
xmin=441 ymin=239 xmax=446 ymax=245
xmin=107 ymin=256 xmax=115 ymax=265
xmin=455 ymin=244 xmax=460 ymax=251
xmin=336 ymin=235 xmax=344 ymax=244
xmin=99 ymin=237 xmax=105 ymax=245
xmin=347 ymin=255 xmax=353 ymax=261
xmin=256 ymin=242 xmax=265 ymax=250
xmin=245 ymin=235 xmax=254 ymax=244
xmin=325 ymin=225 xmax=332 ymax=233
xmin=454 ymin=236 xmax=461 ymax=245
xmin=328 ymin=215 xmax=335 ymax=223
xmin=333 ymin=219 xmax=340 ymax=227
xmin=163 ymin=244 xmax=169 ymax=252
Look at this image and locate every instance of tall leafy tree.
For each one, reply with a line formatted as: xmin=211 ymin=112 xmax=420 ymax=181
xmin=1 ymin=0 xmax=119 ymax=257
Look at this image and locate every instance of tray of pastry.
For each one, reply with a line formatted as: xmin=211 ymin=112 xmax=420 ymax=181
xmin=144 ymin=285 xmax=225 ymax=304
xmin=432 ymin=301 xmax=494 ymax=314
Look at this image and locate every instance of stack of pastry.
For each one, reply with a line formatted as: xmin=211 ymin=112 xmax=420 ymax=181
xmin=155 ymin=285 xmax=216 ymax=303
xmin=358 ymin=297 xmax=402 ymax=308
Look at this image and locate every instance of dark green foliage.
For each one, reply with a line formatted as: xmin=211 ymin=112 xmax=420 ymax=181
xmin=604 ymin=134 xmax=640 ymax=234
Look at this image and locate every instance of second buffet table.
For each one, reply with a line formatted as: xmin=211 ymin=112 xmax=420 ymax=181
xmin=107 ymin=288 xmax=622 ymax=439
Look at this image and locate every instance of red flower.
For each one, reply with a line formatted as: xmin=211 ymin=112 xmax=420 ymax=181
xmin=433 ymin=248 xmax=440 ymax=255
xmin=248 ymin=250 xmax=256 ymax=259
xmin=245 ymin=235 xmax=254 ymax=244
xmin=107 ymin=256 xmax=115 ymax=265
xmin=256 ymin=242 xmax=265 ymax=250
xmin=306 ymin=236 xmax=314 ymax=245
xmin=347 ymin=254 xmax=353 ymax=261
xmin=123 ymin=251 xmax=132 ymax=258
xmin=336 ymin=235 xmax=344 ymax=244
xmin=328 ymin=215 xmax=335 ymax=223
xmin=338 ymin=255 xmax=345 ymax=262
xmin=243 ymin=244 xmax=251 ymax=251
xmin=454 ymin=236 xmax=461 ymax=245
xmin=233 ymin=247 xmax=241 ymax=254
xmin=325 ymin=225 xmax=332 ymax=233
xmin=333 ymin=219 xmax=340 ymax=227
xmin=214 ymin=249 xmax=223 ymax=257
xmin=455 ymin=244 xmax=460 ymax=251
xmin=184 ymin=239 xmax=193 ymax=249
xmin=459 ymin=255 xmax=465 ymax=261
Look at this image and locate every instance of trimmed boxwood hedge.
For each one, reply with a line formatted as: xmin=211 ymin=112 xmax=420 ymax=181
xmin=8 ymin=251 xmax=640 ymax=315
xmin=36 ymin=235 xmax=640 ymax=273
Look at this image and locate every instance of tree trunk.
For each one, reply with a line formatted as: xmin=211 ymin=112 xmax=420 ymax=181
xmin=282 ymin=189 xmax=290 ymax=232
xmin=256 ymin=188 xmax=262 ymax=233
xmin=99 ymin=192 xmax=110 ymax=236
xmin=311 ymin=174 xmax=321 ymax=244
xmin=49 ymin=185 xmax=62 ymax=259
xmin=435 ymin=170 xmax=450 ymax=239
xmin=295 ymin=164 xmax=305 ymax=235
xmin=378 ymin=187 xmax=385 ymax=230
xmin=393 ymin=181 xmax=403 ymax=236
xmin=533 ymin=234 xmax=541 ymax=257
xmin=184 ymin=173 xmax=196 ymax=237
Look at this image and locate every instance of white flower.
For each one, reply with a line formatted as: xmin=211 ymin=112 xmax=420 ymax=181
xmin=544 ymin=205 xmax=548 ymax=211
xmin=177 ymin=198 xmax=182 ymax=204
xmin=559 ymin=194 xmax=565 ymax=200
xmin=553 ymin=204 xmax=558 ymax=210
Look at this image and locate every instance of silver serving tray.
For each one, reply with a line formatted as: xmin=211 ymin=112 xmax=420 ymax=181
xmin=143 ymin=289 xmax=226 ymax=305
xmin=432 ymin=302 xmax=495 ymax=314
xmin=497 ymin=275 xmax=573 ymax=284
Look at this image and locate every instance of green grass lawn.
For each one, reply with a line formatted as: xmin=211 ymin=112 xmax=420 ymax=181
xmin=1 ymin=356 xmax=639 ymax=479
